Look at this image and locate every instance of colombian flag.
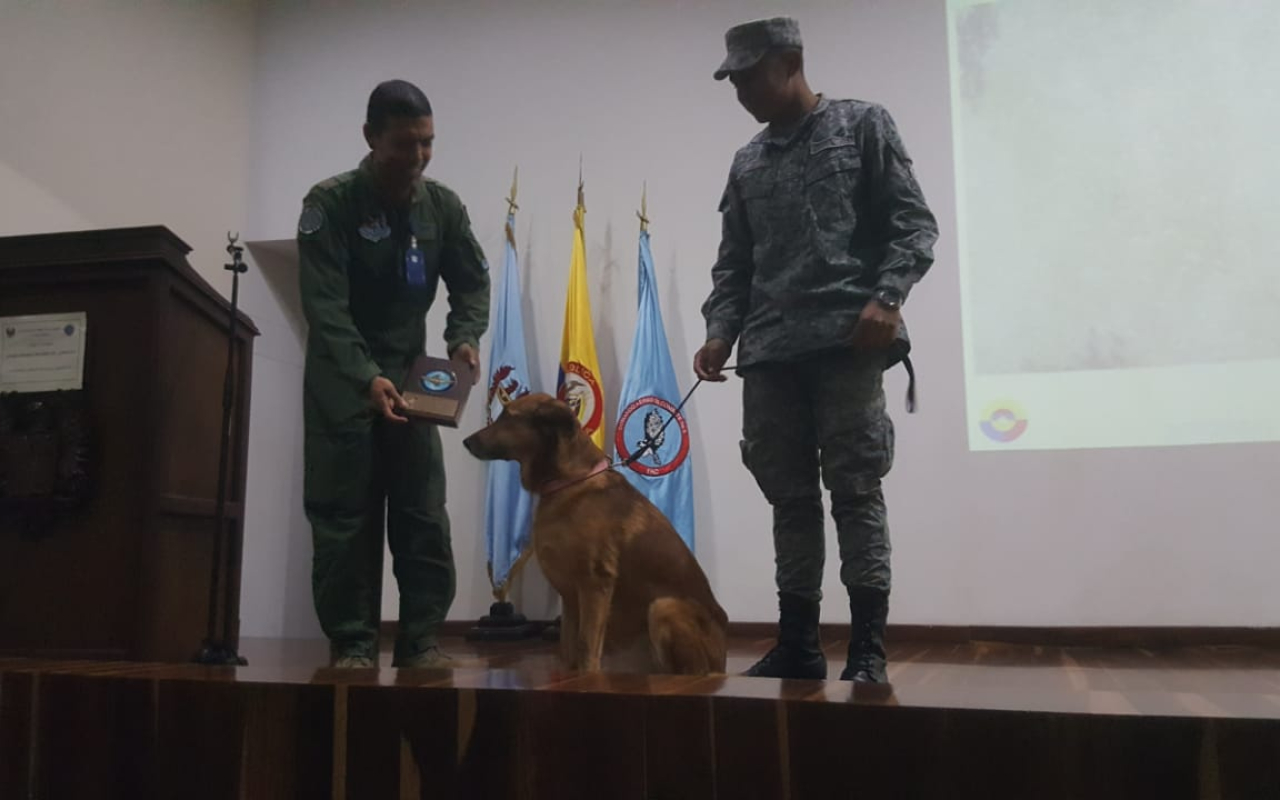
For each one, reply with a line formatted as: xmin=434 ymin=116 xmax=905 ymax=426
xmin=556 ymin=178 xmax=606 ymax=448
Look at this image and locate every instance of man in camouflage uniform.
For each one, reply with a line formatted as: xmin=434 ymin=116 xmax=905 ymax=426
xmin=695 ymin=18 xmax=938 ymax=682
xmin=297 ymin=80 xmax=490 ymax=668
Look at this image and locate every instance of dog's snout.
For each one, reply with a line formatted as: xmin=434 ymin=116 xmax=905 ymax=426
xmin=463 ymin=430 xmax=495 ymax=460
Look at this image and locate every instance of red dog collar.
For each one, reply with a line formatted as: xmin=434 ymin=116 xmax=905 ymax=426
xmin=540 ymin=459 xmax=611 ymax=496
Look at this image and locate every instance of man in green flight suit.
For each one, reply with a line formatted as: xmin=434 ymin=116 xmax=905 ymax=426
xmin=296 ymin=79 xmax=490 ymax=669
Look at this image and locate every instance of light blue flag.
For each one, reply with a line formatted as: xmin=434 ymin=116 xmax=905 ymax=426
xmin=614 ymin=226 xmax=696 ymax=551
xmin=483 ymin=211 xmax=536 ymax=595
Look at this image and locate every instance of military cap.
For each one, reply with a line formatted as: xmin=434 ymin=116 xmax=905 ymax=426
xmin=713 ymin=16 xmax=803 ymax=80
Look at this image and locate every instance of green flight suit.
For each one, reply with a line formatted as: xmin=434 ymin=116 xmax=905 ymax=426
xmin=296 ymin=156 xmax=490 ymax=662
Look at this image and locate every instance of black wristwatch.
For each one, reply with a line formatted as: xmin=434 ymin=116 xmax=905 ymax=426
xmin=873 ymin=287 xmax=903 ymax=311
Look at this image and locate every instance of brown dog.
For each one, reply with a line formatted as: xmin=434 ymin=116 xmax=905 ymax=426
xmin=463 ymin=393 xmax=728 ymax=675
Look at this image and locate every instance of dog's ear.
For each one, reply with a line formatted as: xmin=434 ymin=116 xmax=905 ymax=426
xmin=533 ymin=401 xmax=579 ymax=438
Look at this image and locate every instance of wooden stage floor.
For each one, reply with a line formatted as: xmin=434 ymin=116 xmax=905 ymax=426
xmin=4 ymin=635 xmax=1280 ymax=798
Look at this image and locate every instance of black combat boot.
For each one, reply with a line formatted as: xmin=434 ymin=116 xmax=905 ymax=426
xmin=839 ymin=587 xmax=889 ymax=683
xmin=744 ymin=592 xmax=827 ymax=679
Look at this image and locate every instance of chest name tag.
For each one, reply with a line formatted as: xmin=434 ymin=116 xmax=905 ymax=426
xmin=405 ymin=236 xmax=426 ymax=287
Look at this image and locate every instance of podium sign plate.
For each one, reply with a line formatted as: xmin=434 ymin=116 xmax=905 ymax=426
xmin=0 ymin=312 xmax=87 ymax=393
xmin=401 ymin=354 xmax=473 ymax=427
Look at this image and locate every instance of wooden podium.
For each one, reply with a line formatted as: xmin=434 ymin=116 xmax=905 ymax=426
xmin=0 ymin=226 xmax=257 ymax=662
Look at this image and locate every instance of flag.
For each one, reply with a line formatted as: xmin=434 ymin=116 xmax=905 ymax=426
xmin=614 ymin=200 xmax=695 ymax=551
xmin=556 ymin=177 xmax=606 ymax=448
xmin=482 ymin=182 xmax=535 ymax=598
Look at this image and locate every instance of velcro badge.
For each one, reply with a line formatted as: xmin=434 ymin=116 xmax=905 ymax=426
xmin=298 ymin=205 xmax=325 ymax=235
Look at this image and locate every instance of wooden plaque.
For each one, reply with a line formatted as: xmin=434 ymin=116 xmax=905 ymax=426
xmin=400 ymin=354 xmax=473 ymax=427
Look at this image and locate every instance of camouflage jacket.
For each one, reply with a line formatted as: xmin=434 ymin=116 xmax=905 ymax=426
xmin=701 ymin=96 xmax=938 ymax=368
xmin=297 ymin=156 xmax=490 ymax=428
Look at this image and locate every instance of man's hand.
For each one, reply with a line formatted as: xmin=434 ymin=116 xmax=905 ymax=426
xmin=849 ymin=298 xmax=902 ymax=351
xmin=450 ymin=343 xmax=481 ymax=386
xmin=369 ymin=376 xmax=409 ymax=423
xmin=694 ymin=338 xmax=732 ymax=382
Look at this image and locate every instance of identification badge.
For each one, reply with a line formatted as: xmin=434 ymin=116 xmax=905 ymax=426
xmin=405 ymin=235 xmax=426 ymax=286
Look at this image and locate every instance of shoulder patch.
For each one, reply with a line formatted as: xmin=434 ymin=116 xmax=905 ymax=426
xmin=298 ymin=205 xmax=325 ymax=235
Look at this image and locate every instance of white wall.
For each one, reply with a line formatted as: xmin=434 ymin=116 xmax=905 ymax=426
xmin=235 ymin=238 xmax=326 ymax=640
xmin=0 ymin=0 xmax=256 ymax=292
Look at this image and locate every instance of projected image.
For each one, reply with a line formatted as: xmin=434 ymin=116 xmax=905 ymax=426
xmin=948 ymin=0 xmax=1280 ymax=450
xmin=953 ymin=0 xmax=1280 ymax=374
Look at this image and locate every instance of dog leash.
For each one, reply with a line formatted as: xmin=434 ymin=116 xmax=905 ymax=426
xmin=542 ymin=354 xmax=916 ymax=494
xmin=619 ymin=353 xmax=916 ymax=469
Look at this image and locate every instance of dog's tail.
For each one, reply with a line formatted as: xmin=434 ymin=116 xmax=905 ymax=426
xmin=648 ymin=597 xmax=728 ymax=675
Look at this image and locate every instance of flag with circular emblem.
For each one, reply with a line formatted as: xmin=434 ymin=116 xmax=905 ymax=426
xmin=482 ymin=179 xmax=537 ymax=597
xmin=613 ymin=197 xmax=695 ymax=552
xmin=556 ymin=177 xmax=606 ymax=448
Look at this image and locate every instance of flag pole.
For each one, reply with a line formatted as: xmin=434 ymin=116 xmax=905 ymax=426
xmin=576 ymin=155 xmax=586 ymax=225
xmin=494 ymin=166 xmax=522 ymax=606
xmin=505 ymin=165 xmax=519 ymax=245
xmin=466 ymin=165 xmax=539 ymax=642
xmin=637 ymin=182 xmax=649 ymax=234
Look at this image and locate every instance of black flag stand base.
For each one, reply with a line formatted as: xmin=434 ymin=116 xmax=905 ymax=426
xmin=194 ymin=642 xmax=248 ymax=667
xmin=465 ymin=602 xmax=540 ymax=642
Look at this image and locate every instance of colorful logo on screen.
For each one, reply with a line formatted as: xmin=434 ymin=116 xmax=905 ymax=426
xmin=980 ymin=402 xmax=1027 ymax=443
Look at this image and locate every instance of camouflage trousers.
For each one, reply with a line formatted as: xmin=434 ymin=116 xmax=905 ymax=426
xmin=739 ymin=349 xmax=895 ymax=601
